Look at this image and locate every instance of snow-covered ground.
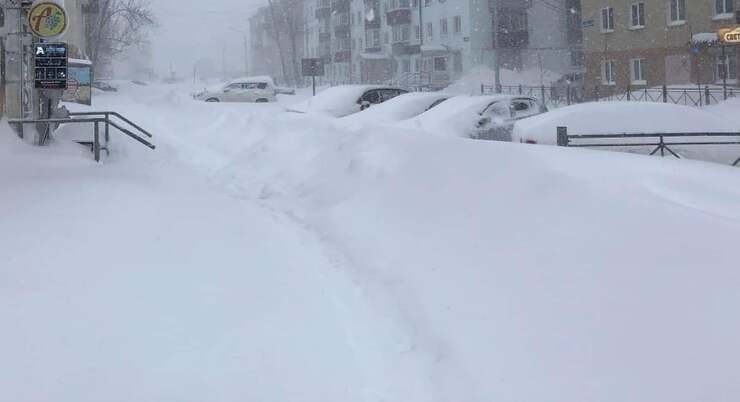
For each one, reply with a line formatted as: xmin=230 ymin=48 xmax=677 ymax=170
xmin=2 ymin=82 xmax=740 ymax=402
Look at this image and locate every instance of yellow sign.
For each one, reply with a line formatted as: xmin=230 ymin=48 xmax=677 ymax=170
xmin=719 ymin=26 xmax=740 ymax=44
xmin=28 ymin=2 xmax=67 ymax=38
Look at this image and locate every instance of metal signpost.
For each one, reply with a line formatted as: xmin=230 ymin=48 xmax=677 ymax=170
xmin=302 ymin=58 xmax=325 ymax=96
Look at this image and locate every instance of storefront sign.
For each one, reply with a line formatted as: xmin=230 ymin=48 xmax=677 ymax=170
xmin=63 ymin=64 xmax=92 ymax=105
xmin=34 ymin=42 xmax=67 ymax=90
xmin=28 ymin=2 xmax=67 ymax=38
xmin=719 ymin=26 xmax=740 ymax=44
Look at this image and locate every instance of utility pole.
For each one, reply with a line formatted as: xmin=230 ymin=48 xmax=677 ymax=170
xmin=492 ymin=0 xmax=501 ymax=92
xmin=244 ymin=36 xmax=249 ymax=76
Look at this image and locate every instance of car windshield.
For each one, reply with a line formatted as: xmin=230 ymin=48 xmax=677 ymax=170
xmin=5 ymin=2 xmax=740 ymax=402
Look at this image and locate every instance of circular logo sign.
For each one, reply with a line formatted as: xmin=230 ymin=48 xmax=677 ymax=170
xmin=28 ymin=2 xmax=67 ymax=38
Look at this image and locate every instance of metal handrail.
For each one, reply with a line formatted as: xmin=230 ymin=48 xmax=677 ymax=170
xmin=68 ymin=111 xmax=153 ymax=138
xmin=8 ymin=114 xmax=155 ymax=162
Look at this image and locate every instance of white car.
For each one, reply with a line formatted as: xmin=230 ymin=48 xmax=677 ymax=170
xmin=400 ymin=94 xmax=547 ymax=141
xmin=287 ymin=85 xmax=409 ymax=117
xmin=195 ymin=76 xmax=277 ymax=103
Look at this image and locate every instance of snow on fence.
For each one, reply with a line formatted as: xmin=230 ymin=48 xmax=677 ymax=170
xmin=481 ymin=84 xmax=738 ymax=108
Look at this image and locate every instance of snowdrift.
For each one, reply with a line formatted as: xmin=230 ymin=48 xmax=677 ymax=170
xmin=2 ymin=82 xmax=740 ymax=402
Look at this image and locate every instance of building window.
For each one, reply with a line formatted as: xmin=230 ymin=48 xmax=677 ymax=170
xmin=414 ymin=24 xmax=420 ymax=40
xmin=434 ymin=56 xmax=447 ymax=71
xmin=602 ymin=60 xmax=616 ymax=84
xmin=453 ymin=16 xmax=462 ymax=33
xmin=630 ymin=2 xmax=645 ymax=28
xmin=571 ymin=51 xmax=584 ymax=67
xmin=440 ymin=18 xmax=448 ymax=35
xmin=402 ymin=59 xmax=411 ymax=73
xmin=669 ymin=0 xmax=686 ymax=24
xmin=715 ymin=53 xmax=738 ymax=82
xmin=426 ymin=22 xmax=433 ymax=39
xmin=601 ymin=7 xmax=615 ymax=32
xmin=630 ymin=58 xmax=646 ymax=84
xmin=715 ymin=0 xmax=734 ymax=17
xmin=392 ymin=24 xmax=410 ymax=42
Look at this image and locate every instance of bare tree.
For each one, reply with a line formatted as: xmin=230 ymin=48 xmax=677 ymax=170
xmin=85 ymin=0 xmax=157 ymax=68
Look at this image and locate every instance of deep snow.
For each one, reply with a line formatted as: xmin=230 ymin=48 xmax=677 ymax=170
xmin=2 ymin=82 xmax=740 ymax=402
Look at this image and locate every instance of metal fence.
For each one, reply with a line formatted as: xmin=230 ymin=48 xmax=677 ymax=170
xmin=481 ymin=84 xmax=738 ymax=108
xmin=555 ymin=126 xmax=740 ymax=167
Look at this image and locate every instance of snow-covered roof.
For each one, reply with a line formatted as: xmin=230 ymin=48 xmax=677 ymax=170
xmin=692 ymin=33 xmax=718 ymax=43
xmin=68 ymin=58 xmax=92 ymax=66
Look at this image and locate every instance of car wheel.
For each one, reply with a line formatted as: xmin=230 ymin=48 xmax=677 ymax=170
xmin=255 ymin=98 xmax=269 ymax=103
xmin=205 ymin=98 xmax=220 ymax=102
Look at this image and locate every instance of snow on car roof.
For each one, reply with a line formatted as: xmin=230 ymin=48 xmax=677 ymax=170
xmin=340 ymin=92 xmax=451 ymax=127
xmin=288 ymin=85 xmax=403 ymax=117
xmin=397 ymin=94 xmax=522 ymax=137
xmin=227 ymin=76 xmax=275 ymax=85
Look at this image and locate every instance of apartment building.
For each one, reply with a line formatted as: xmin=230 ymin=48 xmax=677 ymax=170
xmin=289 ymin=0 xmax=585 ymax=88
xmin=582 ymin=0 xmax=740 ymax=92
xmin=523 ymin=0 xmax=584 ymax=76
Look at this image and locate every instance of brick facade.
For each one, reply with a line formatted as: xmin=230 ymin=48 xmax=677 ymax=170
xmin=582 ymin=0 xmax=740 ymax=93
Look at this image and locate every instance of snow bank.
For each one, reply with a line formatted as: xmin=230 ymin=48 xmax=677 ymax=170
xmin=445 ymin=64 xmax=562 ymax=95
xmin=339 ymin=92 xmax=450 ymax=128
xmin=3 ymin=82 xmax=740 ymax=402
xmin=514 ymin=101 xmax=740 ymax=164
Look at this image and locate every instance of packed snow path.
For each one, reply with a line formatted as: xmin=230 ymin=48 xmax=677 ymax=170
xmin=1 ymin=83 xmax=740 ymax=402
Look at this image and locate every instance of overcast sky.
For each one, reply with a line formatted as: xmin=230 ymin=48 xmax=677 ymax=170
xmin=149 ymin=0 xmax=266 ymax=77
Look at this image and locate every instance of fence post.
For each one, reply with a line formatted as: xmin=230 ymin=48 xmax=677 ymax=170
xmin=557 ymin=126 xmax=569 ymax=147
xmin=627 ymin=85 xmax=631 ymax=101
xmin=518 ymin=84 xmax=523 ymax=95
xmin=496 ymin=83 xmax=502 ymax=94
xmin=481 ymin=83 xmax=484 ymax=95
xmin=566 ymin=84 xmax=572 ymax=105
xmin=662 ymin=85 xmax=668 ymax=103
xmin=659 ymin=135 xmax=665 ymax=157
xmin=94 ymin=121 xmax=100 ymax=162
xmin=705 ymin=86 xmax=711 ymax=106
xmin=594 ymin=85 xmax=600 ymax=102
xmin=541 ymin=85 xmax=546 ymax=102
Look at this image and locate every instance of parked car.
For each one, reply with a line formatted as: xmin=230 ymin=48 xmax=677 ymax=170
xmin=400 ymin=95 xmax=547 ymax=141
xmin=194 ymin=76 xmax=278 ymax=103
xmin=474 ymin=96 xmax=548 ymax=140
xmin=287 ymin=85 xmax=409 ymax=117
xmin=92 ymin=81 xmax=118 ymax=92
xmin=339 ymin=92 xmax=451 ymax=127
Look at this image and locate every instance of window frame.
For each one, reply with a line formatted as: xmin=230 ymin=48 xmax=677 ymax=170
xmin=629 ymin=2 xmax=645 ymax=29
xmin=668 ymin=0 xmax=687 ymax=25
xmin=601 ymin=60 xmax=616 ymax=85
xmin=714 ymin=53 xmax=738 ymax=83
xmin=601 ymin=7 xmax=615 ymax=33
xmin=630 ymin=58 xmax=647 ymax=85
xmin=714 ymin=0 xmax=734 ymax=19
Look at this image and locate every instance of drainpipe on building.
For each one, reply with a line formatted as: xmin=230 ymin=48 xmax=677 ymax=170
xmin=492 ymin=1 xmax=501 ymax=92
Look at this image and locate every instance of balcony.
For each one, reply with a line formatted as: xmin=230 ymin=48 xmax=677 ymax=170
xmin=386 ymin=8 xmax=411 ymax=25
xmin=331 ymin=0 xmax=350 ymax=13
xmin=391 ymin=43 xmax=421 ymax=56
xmin=334 ymin=50 xmax=351 ymax=62
xmin=495 ymin=30 xmax=529 ymax=49
xmin=365 ymin=46 xmax=382 ymax=53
